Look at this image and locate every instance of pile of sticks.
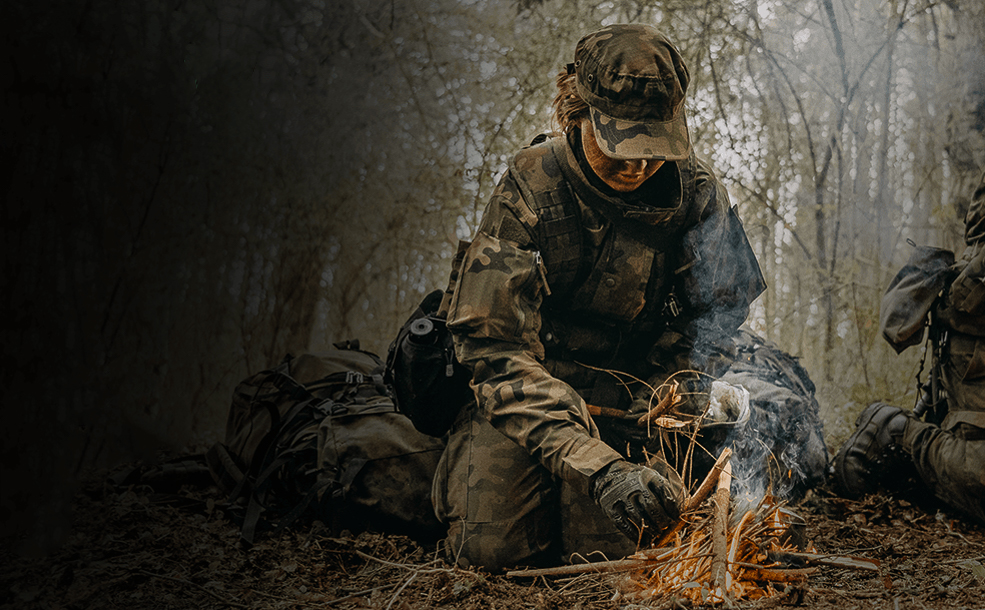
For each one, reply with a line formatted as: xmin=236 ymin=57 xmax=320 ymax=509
xmin=508 ymin=449 xmax=879 ymax=604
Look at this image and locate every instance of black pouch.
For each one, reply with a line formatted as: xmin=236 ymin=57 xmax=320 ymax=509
xmin=384 ymin=242 xmax=474 ymax=437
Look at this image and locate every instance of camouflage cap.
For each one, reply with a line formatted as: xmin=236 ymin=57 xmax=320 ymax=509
xmin=573 ymin=24 xmax=691 ymax=161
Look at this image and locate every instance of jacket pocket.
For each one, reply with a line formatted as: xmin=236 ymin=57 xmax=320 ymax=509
xmin=448 ymin=232 xmax=548 ymax=346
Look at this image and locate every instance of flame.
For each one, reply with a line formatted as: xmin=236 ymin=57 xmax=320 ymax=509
xmin=617 ymin=494 xmax=807 ymax=605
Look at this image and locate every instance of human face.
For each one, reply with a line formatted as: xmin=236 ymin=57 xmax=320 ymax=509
xmin=581 ymin=119 xmax=664 ymax=192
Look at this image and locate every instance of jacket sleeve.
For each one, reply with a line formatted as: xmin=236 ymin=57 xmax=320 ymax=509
xmin=647 ymin=160 xmax=767 ymax=377
xmin=940 ymin=169 xmax=985 ymax=329
xmin=447 ymin=173 xmax=623 ymax=496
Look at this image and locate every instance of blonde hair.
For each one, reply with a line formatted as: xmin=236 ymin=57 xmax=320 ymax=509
xmin=551 ymin=69 xmax=590 ymax=134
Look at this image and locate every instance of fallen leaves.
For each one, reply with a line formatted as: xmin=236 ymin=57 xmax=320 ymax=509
xmin=1 ymin=460 xmax=984 ymax=610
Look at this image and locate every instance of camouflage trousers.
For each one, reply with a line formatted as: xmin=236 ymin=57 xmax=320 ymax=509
xmin=903 ymin=331 xmax=985 ymax=523
xmin=430 ymin=347 xmax=831 ymax=571
xmin=431 ymin=404 xmax=635 ymax=572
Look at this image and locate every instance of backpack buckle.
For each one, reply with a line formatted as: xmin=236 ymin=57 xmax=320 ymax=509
xmin=345 ymin=371 xmax=364 ymax=385
xmin=663 ymin=292 xmax=681 ymax=318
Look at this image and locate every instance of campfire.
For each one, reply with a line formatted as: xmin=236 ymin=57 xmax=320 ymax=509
xmin=617 ymin=460 xmax=810 ymax=603
xmin=507 ymin=449 xmax=879 ymax=604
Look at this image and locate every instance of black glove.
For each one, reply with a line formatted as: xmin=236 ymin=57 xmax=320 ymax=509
xmin=589 ymin=460 xmax=684 ymax=545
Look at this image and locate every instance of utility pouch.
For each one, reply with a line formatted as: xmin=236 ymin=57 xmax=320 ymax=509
xmin=880 ymin=244 xmax=955 ymax=353
xmin=384 ymin=241 xmax=474 ymax=437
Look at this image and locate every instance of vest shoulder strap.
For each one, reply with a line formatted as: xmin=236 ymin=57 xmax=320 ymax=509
xmin=506 ymin=135 xmax=700 ymax=296
xmin=507 ymin=139 xmax=583 ymax=295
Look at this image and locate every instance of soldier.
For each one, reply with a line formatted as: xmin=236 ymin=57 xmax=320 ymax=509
xmin=832 ymin=171 xmax=985 ymax=523
xmin=434 ymin=24 xmax=828 ymax=571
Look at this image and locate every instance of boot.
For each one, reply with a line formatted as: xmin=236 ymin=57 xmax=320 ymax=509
xmin=831 ymin=403 xmax=913 ymax=498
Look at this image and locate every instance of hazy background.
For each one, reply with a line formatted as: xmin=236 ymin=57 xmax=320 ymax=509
xmin=3 ymin=0 xmax=984 ymax=554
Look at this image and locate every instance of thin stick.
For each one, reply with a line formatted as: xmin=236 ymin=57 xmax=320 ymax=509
xmin=685 ymin=447 xmax=733 ymax=513
xmin=354 ymin=550 xmax=449 ymax=574
xmin=709 ymin=461 xmax=733 ymax=591
xmin=508 ymin=449 xmax=734 ymax=581
xmin=325 ymin=586 xmax=389 ymax=605
xmin=586 ymin=404 xmax=630 ymax=419
xmin=742 ymin=566 xmax=814 ymax=582
xmin=637 ymin=380 xmax=680 ymax=426
xmin=725 ymin=508 xmax=754 ymax=591
xmin=769 ymin=551 xmax=881 ymax=572
xmin=506 ymin=556 xmax=663 ymax=578
xmin=385 ymin=572 xmax=418 ymax=610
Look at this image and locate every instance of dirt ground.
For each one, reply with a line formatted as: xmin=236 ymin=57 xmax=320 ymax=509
xmin=2 ymin=455 xmax=983 ymax=610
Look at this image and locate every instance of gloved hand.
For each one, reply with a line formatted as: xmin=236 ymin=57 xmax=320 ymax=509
xmin=589 ymin=459 xmax=684 ymax=545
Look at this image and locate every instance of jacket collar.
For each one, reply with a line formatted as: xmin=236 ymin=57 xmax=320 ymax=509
xmin=555 ymin=128 xmax=684 ymax=226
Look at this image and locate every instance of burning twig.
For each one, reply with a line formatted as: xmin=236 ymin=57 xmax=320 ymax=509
xmin=685 ymin=447 xmax=733 ymax=514
xmin=738 ymin=565 xmax=815 ymax=583
xmin=649 ymin=447 xmax=733 ymax=551
xmin=622 ymin=495 xmax=808 ymax=604
xmin=508 ymin=489 xmax=880 ymax=604
xmin=508 ymin=449 xmax=734 ymax=581
xmin=586 ymin=404 xmax=630 ymax=419
xmin=507 ymin=446 xmax=879 ymax=604
xmin=724 ymin=507 xmax=753 ymax=593
xmin=709 ymin=461 xmax=732 ymax=593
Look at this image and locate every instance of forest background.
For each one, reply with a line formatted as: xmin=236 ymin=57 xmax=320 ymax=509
xmin=3 ymin=0 xmax=984 ymax=556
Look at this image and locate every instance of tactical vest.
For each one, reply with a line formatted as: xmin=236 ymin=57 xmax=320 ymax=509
xmin=503 ymin=135 xmax=702 ymax=366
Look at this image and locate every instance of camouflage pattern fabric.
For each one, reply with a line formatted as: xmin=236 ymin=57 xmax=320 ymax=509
xmin=573 ymin=24 xmax=691 ymax=161
xmin=435 ymin=131 xmax=825 ymax=570
xmin=210 ymin=348 xmax=447 ymax=544
xmin=902 ymin=331 xmax=985 ymax=522
xmin=902 ymin=170 xmax=985 ymax=523
xmin=591 ymin=111 xmax=691 ymax=162
xmin=446 ymin=132 xmax=763 ymax=496
xmin=880 ymin=246 xmax=955 ymax=353
xmin=313 ymin=399 xmax=446 ymax=537
xmin=432 ymin=403 xmax=638 ymax=571
xmin=868 ymin=170 xmax=985 ymax=523
xmin=939 ymin=170 xmax=985 ymax=337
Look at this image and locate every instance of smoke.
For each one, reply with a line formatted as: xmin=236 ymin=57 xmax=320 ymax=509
xmin=719 ymin=363 xmax=829 ymax=515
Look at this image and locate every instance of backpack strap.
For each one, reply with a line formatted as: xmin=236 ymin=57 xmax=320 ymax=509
xmin=236 ymin=391 xmax=322 ymax=545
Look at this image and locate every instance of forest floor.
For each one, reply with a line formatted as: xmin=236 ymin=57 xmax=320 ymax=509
xmin=2 ymin=453 xmax=984 ymax=610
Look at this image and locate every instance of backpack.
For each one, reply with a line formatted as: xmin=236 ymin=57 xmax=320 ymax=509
xmin=718 ymin=329 xmax=829 ymax=499
xmin=206 ymin=341 xmax=447 ymax=545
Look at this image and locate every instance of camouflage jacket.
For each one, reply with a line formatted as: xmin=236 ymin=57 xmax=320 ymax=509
xmin=939 ymin=170 xmax=985 ymax=336
xmin=447 ymin=131 xmax=765 ymax=494
xmin=882 ymin=170 xmax=985 ymax=349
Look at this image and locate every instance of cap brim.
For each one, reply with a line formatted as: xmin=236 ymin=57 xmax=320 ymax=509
xmin=590 ymin=106 xmax=691 ymax=161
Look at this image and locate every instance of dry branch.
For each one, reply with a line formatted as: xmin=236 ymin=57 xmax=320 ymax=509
xmin=636 ymin=380 xmax=680 ymax=426
xmin=508 ymin=448 xmax=735 ymax=581
xmin=139 ymin=570 xmax=249 ymax=609
xmin=741 ymin=565 xmax=815 ymax=583
xmin=650 ymin=447 xmax=733 ymax=550
xmin=506 ymin=446 xmax=881 ymax=604
xmin=709 ymin=461 xmax=733 ymax=591
xmin=684 ymin=448 xmax=733 ymax=513
xmin=586 ymin=404 xmax=630 ymax=419
xmin=505 ymin=553 xmax=671 ymax=578
xmin=769 ymin=551 xmax=880 ymax=572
